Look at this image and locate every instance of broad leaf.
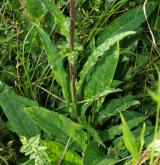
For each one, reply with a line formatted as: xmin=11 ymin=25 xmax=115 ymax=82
xmin=97 ymin=95 xmax=140 ymax=125
xmin=45 ymin=141 xmax=82 ymax=165
xmin=97 ymin=2 xmax=155 ymax=46
xmin=0 ymin=81 xmax=14 ymax=94
xmin=83 ymin=141 xmax=115 ymax=165
xmin=25 ymin=107 xmax=88 ymax=148
xmin=100 ymin=116 xmax=147 ymax=142
xmin=77 ymin=31 xmax=135 ymax=92
xmin=83 ymin=141 xmax=102 ymax=165
xmin=85 ymin=43 xmax=119 ymax=100
xmin=95 ymin=158 xmax=115 ymax=165
xmin=81 ymin=88 xmax=122 ymax=117
xmin=0 ymin=94 xmax=39 ymax=138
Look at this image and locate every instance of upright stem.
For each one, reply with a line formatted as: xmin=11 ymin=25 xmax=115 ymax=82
xmin=69 ymin=0 xmax=79 ymax=121
xmin=70 ymin=0 xmax=75 ymax=51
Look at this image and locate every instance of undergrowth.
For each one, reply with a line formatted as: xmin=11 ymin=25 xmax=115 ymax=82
xmin=0 ymin=0 xmax=160 ymax=164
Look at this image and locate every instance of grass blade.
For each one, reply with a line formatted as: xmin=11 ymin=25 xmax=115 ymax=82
xmin=120 ymin=113 xmax=138 ymax=161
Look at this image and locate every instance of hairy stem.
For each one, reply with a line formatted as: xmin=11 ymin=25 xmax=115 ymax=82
xmin=69 ymin=0 xmax=79 ymax=121
xmin=70 ymin=0 xmax=75 ymax=51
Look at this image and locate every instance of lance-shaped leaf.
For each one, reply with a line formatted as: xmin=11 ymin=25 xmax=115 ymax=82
xmin=26 ymin=0 xmax=46 ymax=21
xmin=120 ymin=113 xmax=138 ymax=161
xmin=97 ymin=2 xmax=155 ymax=46
xmin=83 ymin=141 xmax=102 ymax=165
xmin=99 ymin=116 xmax=147 ymax=142
xmin=0 ymin=94 xmax=39 ymax=138
xmin=85 ymin=43 xmax=119 ymax=99
xmin=77 ymin=31 xmax=135 ymax=92
xmin=41 ymin=0 xmax=70 ymax=37
xmin=25 ymin=107 xmax=88 ymax=148
xmin=35 ymin=25 xmax=70 ymax=108
xmin=97 ymin=95 xmax=140 ymax=125
xmin=45 ymin=141 xmax=82 ymax=165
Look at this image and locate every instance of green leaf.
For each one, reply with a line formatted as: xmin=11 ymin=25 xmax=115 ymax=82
xmin=83 ymin=141 xmax=115 ymax=165
xmin=26 ymin=0 xmax=46 ymax=21
xmin=45 ymin=141 xmax=82 ymax=165
xmin=97 ymin=2 xmax=156 ymax=46
xmin=35 ymin=25 xmax=70 ymax=108
xmin=83 ymin=88 xmax=122 ymax=104
xmin=148 ymin=89 xmax=160 ymax=104
xmin=25 ymin=107 xmax=88 ymax=148
xmin=81 ymin=88 xmax=122 ymax=117
xmin=0 ymin=94 xmax=39 ymax=138
xmin=97 ymin=95 xmax=140 ymax=125
xmin=7 ymin=94 xmax=39 ymax=107
xmin=17 ymin=159 xmax=35 ymax=165
xmin=95 ymin=158 xmax=115 ymax=165
xmin=138 ymin=123 xmax=146 ymax=154
xmin=100 ymin=116 xmax=147 ymax=141
xmin=87 ymin=127 xmax=105 ymax=147
xmin=41 ymin=0 xmax=69 ymax=37
xmin=148 ymin=132 xmax=160 ymax=152
xmin=0 ymin=81 xmax=14 ymax=94
xmin=20 ymin=135 xmax=49 ymax=165
xmin=112 ymin=126 xmax=154 ymax=159
xmin=120 ymin=113 xmax=138 ymax=160
xmin=85 ymin=43 xmax=119 ymax=100
xmin=77 ymin=31 xmax=135 ymax=92
xmin=83 ymin=141 xmax=102 ymax=165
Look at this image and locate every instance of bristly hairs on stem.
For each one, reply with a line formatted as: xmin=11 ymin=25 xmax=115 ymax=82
xmin=69 ymin=0 xmax=79 ymax=122
xmin=70 ymin=0 xmax=75 ymax=51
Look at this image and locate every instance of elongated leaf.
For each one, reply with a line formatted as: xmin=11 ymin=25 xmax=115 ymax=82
xmin=120 ymin=113 xmax=138 ymax=159
xmin=100 ymin=116 xmax=147 ymax=142
xmin=83 ymin=141 xmax=115 ymax=165
xmin=138 ymin=123 xmax=146 ymax=154
xmin=82 ymin=88 xmax=122 ymax=106
xmin=85 ymin=43 xmax=119 ymax=100
xmin=0 ymin=94 xmax=39 ymax=138
xmin=95 ymin=158 xmax=115 ymax=165
xmin=8 ymin=94 xmax=39 ymax=107
xmin=81 ymin=88 xmax=122 ymax=117
xmin=41 ymin=0 xmax=69 ymax=37
xmin=25 ymin=107 xmax=88 ymax=148
xmin=45 ymin=141 xmax=82 ymax=165
xmin=77 ymin=31 xmax=135 ymax=91
xmin=27 ymin=0 xmax=46 ymax=21
xmin=148 ymin=89 xmax=160 ymax=104
xmin=83 ymin=141 xmax=102 ymax=165
xmin=97 ymin=2 xmax=155 ymax=46
xmin=0 ymin=81 xmax=14 ymax=94
xmin=113 ymin=126 xmax=154 ymax=158
xmin=87 ymin=127 xmax=104 ymax=147
xmin=97 ymin=95 xmax=140 ymax=125
xmin=35 ymin=26 xmax=70 ymax=107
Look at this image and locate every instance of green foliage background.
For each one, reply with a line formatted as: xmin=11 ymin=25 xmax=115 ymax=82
xmin=0 ymin=0 xmax=160 ymax=164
